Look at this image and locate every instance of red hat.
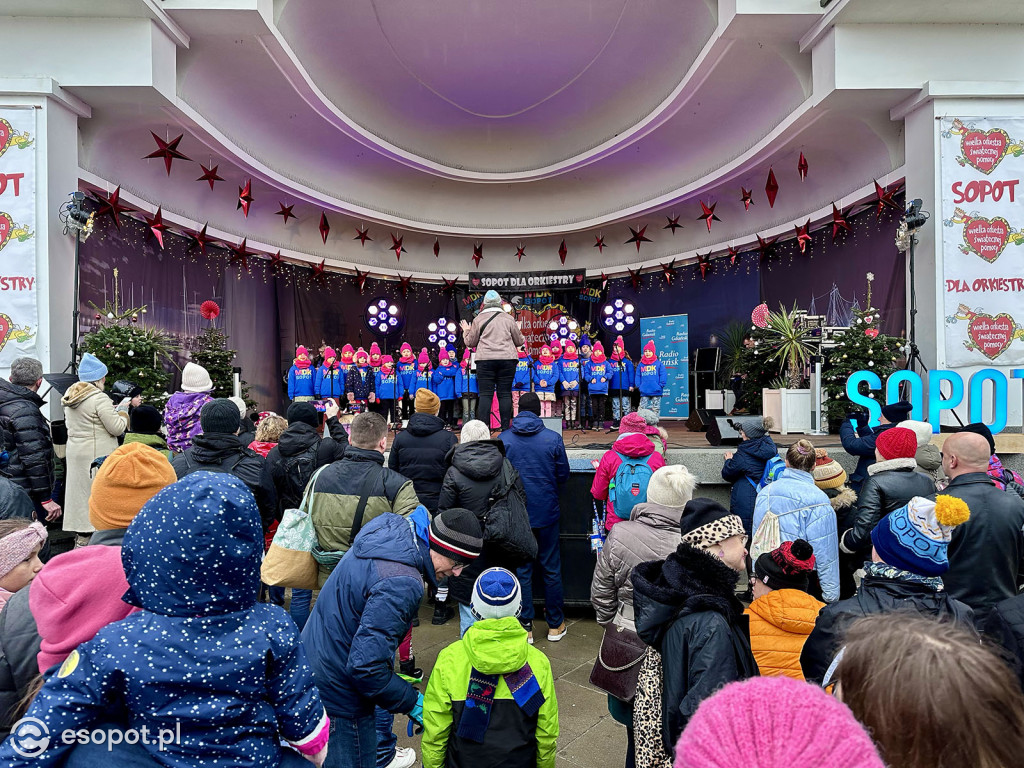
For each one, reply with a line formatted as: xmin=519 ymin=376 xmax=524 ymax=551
xmin=563 ymin=340 xmax=578 ymax=360
xmin=369 ymin=342 xmax=382 ymax=363
xmin=294 ymin=346 xmax=311 ymax=368
xmin=518 ymin=347 xmax=528 ymax=359
xmin=642 ymin=340 xmax=657 ymax=360
xmin=399 ymin=342 xmax=413 ymax=358
xmin=591 ymin=342 xmax=606 ymax=363
xmin=438 ymin=348 xmax=451 ymax=364
xmin=875 ymin=426 xmax=918 ymax=461
xmin=620 ymin=412 xmax=647 ymax=435
xmin=341 ymin=344 xmax=355 ymax=363
xmin=323 ymin=346 xmax=338 ymax=370
xmin=539 ymin=345 xmax=554 ymax=364
xmin=611 ymin=336 xmax=626 ymax=361
xmin=550 ymin=340 xmax=562 ymax=359
xmin=380 ymin=355 xmax=394 ymax=369
xmin=418 ymin=347 xmax=430 ymax=367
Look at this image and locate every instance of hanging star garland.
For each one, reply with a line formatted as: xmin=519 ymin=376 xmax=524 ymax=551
xmin=276 ymin=203 xmax=295 ymax=224
xmin=664 ymin=215 xmax=682 ymax=235
xmin=794 ymin=219 xmax=812 ymax=253
xmin=872 ymin=180 xmax=901 ymax=219
xmin=765 ymin=167 xmax=779 ymax=208
xmin=472 ymin=242 xmax=484 ymax=267
xmin=740 ymin=187 xmax=754 ymax=211
xmin=515 ymin=243 xmax=526 ymax=262
xmin=661 ymin=259 xmax=676 ymax=286
xmin=196 ymin=163 xmax=224 ymax=190
xmin=698 ymin=201 xmax=720 ymax=233
xmin=269 ymin=250 xmax=284 ymax=272
xmin=228 ymin=238 xmax=251 ymax=273
xmin=433 ymin=238 xmax=440 ymax=258
xmin=355 ymin=268 xmax=368 ymax=293
xmin=398 ymin=274 xmax=413 ymax=298
xmin=319 ymin=212 xmax=331 ymax=244
xmin=91 ymin=186 xmax=132 ymax=229
xmin=625 ymin=225 xmax=651 ymax=253
xmin=390 ymin=234 xmax=406 ymax=261
xmin=798 ymin=152 xmax=809 ymax=181
xmin=756 ymin=233 xmax=779 ymax=262
xmin=237 ymin=180 xmax=254 ymax=217
xmin=558 ymin=239 xmax=568 ymax=265
xmin=727 ymin=244 xmax=741 ymax=266
xmin=628 ymin=267 xmax=642 ymax=291
xmin=311 ymin=259 xmax=327 ymax=283
xmin=593 ymin=234 xmax=606 ymax=253
xmin=697 ymin=252 xmax=712 ymax=280
xmin=442 ymin=277 xmax=458 ymax=294
xmin=355 ymin=226 xmax=372 ymax=246
xmin=145 ymin=207 xmax=169 ymax=249
xmin=190 ymin=223 xmax=215 ymax=255
xmin=144 ymin=131 xmax=191 ymax=176
xmin=831 ymin=203 xmax=852 ymax=240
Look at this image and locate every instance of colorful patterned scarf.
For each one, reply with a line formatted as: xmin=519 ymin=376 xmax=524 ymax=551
xmin=456 ymin=663 xmax=545 ymax=743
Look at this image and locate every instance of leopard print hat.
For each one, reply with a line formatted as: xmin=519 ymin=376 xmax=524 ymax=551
xmin=680 ymin=498 xmax=745 ymax=549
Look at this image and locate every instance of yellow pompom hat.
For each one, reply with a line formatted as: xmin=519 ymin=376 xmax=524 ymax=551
xmin=870 ymin=495 xmax=969 ymax=577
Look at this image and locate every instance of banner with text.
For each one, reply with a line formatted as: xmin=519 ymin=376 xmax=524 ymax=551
xmin=640 ymin=314 xmax=689 ymax=418
xmin=0 ymin=108 xmax=38 ymax=376
xmin=941 ymin=117 xmax=1024 ymax=366
xmin=468 ymin=269 xmax=586 ymax=293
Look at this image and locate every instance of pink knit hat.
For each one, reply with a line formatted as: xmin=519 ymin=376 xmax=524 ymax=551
xmin=620 ymin=412 xmax=647 ymax=435
xmin=673 ymin=677 xmax=884 ymax=768
xmin=30 ymin=546 xmax=140 ymax=674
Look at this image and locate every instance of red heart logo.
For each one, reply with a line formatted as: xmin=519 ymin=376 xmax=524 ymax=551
xmin=0 ymin=119 xmax=12 ymax=159
xmin=470 ymin=278 xmax=480 ymax=286
xmin=961 ymin=128 xmax=1010 ymax=175
xmin=968 ymin=312 xmax=1016 ymax=360
xmin=865 ymin=328 xmax=879 ymax=339
xmin=575 ymin=274 xmax=583 ymax=283
xmin=0 ymin=213 xmax=12 ymax=253
xmin=0 ymin=314 xmax=12 ymax=355
xmin=963 ymin=216 xmax=1010 ymax=263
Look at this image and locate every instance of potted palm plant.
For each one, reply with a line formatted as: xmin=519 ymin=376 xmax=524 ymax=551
xmin=760 ymin=303 xmax=814 ymax=434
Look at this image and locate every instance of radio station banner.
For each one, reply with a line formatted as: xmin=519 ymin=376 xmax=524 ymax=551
xmin=940 ymin=117 xmax=1024 ymax=366
xmin=0 ymin=107 xmax=38 ymax=375
xmin=640 ymin=314 xmax=689 ymax=418
xmin=468 ymin=268 xmax=586 ymax=292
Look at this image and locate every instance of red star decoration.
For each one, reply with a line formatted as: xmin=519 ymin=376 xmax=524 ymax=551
xmin=399 ymin=274 xmax=413 ymax=298
xmin=229 ymin=239 xmax=252 ymax=273
xmin=442 ymin=277 xmax=458 ymax=294
xmin=276 ymin=203 xmax=295 ymax=224
xmin=628 ymin=267 xmax=643 ymax=291
xmin=740 ymin=187 xmax=754 ymax=211
xmin=355 ymin=227 xmax=372 ymax=246
xmin=144 ymin=131 xmax=191 ymax=176
xmin=355 ymin=268 xmax=368 ymax=293
xmin=794 ymin=220 xmax=812 ymax=253
xmin=661 ymin=259 xmax=676 ymax=285
xmin=515 ymin=243 xmax=526 ymax=262
xmin=269 ymin=250 xmax=284 ymax=272
xmin=311 ymin=259 xmax=327 ymax=283
xmin=697 ymin=252 xmax=712 ymax=280
xmin=698 ymin=200 xmax=721 ymax=233
xmin=756 ymin=233 xmax=779 ymax=262
xmin=237 ymin=179 xmax=254 ymax=217
xmin=625 ymin=225 xmax=651 ymax=253
xmin=190 ymin=223 xmax=216 ymax=256
xmin=831 ymin=203 xmax=852 ymax=240
xmin=872 ymin=180 xmax=901 ymax=220
xmin=145 ymin=207 xmax=169 ymax=249
xmin=664 ymin=215 xmax=682 ymax=234
xmin=600 ymin=272 xmax=609 ymax=291
xmin=390 ymin=234 xmax=406 ymax=261
xmin=472 ymin=242 xmax=484 ymax=267
xmin=319 ymin=212 xmax=331 ymax=244
xmin=765 ymin=167 xmax=779 ymax=208
xmin=91 ymin=186 xmax=133 ymax=229
xmin=433 ymin=238 xmax=440 ymax=258
xmin=797 ymin=152 xmax=809 ymax=181
xmin=558 ymin=239 xmax=568 ymax=265
xmin=727 ymin=244 xmax=741 ymax=266
xmin=593 ymin=234 xmax=606 ymax=253
xmin=196 ymin=164 xmax=224 ymax=190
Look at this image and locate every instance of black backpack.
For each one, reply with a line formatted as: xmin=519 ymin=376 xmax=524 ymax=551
xmin=483 ymin=461 xmax=538 ymax=564
xmin=280 ymin=443 xmax=320 ymax=509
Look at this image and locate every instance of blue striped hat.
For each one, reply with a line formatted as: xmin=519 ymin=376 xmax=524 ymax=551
xmin=471 ymin=567 xmax=522 ymax=620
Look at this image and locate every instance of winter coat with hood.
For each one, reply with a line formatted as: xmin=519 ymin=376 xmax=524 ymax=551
xmin=431 ymin=364 xmax=458 ymax=400
xmin=0 ymin=377 xmax=53 ymax=505
xmin=916 ymin=442 xmax=944 ymax=484
xmin=841 ymin=458 xmax=937 ymax=553
xmin=315 ymin=365 xmax=345 ymax=400
xmin=265 ymin=418 xmax=348 ymax=517
xmin=0 ymin=472 xmax=329 ymax=768
xmin=632 ymin=543 xmax=758 ymax=755
xmin=984 ymin=593 xmax=1024 ymax=691
xmin=170 ymin=432 xmax=278 ymax=531
xmin=163 ymin=390 xmax=213 ymax=453
xmin=500 ymin=412 xmax=570 ymax=528
xmin=752 ymin=469 xmax=841 ymax=602
xmin=0 ymin=476 xmax=34 ymax=522
xmin=287 ymin=363 xmax=316 ymax=399
xmin=438 ymin=440 xmax=523 ymax=606
xmin=839 ymin=419 xmax=900 ymax=491
xmin=721 ymin=433 xmax=779 ymax=532
xmin=608 ymin=357 xmax=634 ymax=391
xmin=60 ymin=381 xmax=128 ymax=533
xmin=421 ymin=616 xmax=558 ymax=768
xmin=512 ymin=355 xmax=532 ymax=391
xmin=303 ymin=511 xmax=433 ymax=719
xmin=590 ymin=501 xmax=683 ymax=626
xmin=0 ymin=587 xmax=40 ymax=735
xmin=346 ymin=365 xmax=375 ymax=401
xmin=744 ymin=589 xmax=824 ymax=680
xmin=635 ymin=359 xmax=667 ymax=397
xmin=388 ymin=413 xmax=458 ymax=512
xmin=591 ymin=432 xmax=666 ymax=530
xmin=800 ymin=563 xmax=975 ymax=684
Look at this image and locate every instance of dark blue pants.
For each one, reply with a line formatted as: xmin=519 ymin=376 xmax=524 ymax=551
xmin=516 ymin=522 xmax=564 ymax=628
xmin=375 ymin=707 xmax=396 ymax=767
xmin=290 ymin=588 xmax=312 ymax=630
xmin=325 ymin=712 xmax=377 ymax=768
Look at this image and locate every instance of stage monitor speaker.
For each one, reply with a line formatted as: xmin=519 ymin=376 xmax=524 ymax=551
xmin=687 ymin=408 xmax=725 ymax=432
xmin=706 ymin=415 xmax=749 ymax=446
xmin=541 ymin=417 xmax=563 ymax=436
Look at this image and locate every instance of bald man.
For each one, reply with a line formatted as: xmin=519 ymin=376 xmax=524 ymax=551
xmin=938 ymin=431 xmax=1024 ymax=627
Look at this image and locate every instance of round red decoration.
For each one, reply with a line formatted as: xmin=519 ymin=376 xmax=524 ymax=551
xmin=751 ymin=303 xmax=770 ymax=328
xmin=865 ymin=328 xmax=880 ymax=339
xmin=200 ymin=300 xmax=221 ymax=320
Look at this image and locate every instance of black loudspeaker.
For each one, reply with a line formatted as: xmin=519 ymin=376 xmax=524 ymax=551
xmin=686 ymin=408 xmax=725 ymax=432
xmin=706 ymin=416 xmax=743 ymax=446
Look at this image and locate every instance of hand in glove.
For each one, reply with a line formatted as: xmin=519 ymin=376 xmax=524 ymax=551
xmin=406 ymin=692 xmax=425 ymax=737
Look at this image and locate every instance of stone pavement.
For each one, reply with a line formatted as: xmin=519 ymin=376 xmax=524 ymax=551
xmin=396 ymin=603 xmax=625 ymax=768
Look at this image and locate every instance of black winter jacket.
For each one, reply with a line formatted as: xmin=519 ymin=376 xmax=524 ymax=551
xmin=0 ymin=477 xmax=34 ymax=521
xmin=0 ymin=586 xmax=41 ymax=734
xmin=839 ymin=419 xmax=899 ymax=492
xmin=438 ymin=440 xmax=524 ymax=606
xmin=841 ymin=458 xmax=937 ymax=552
xmin=800 ymin=567 xmax=975 ymax=683
xmin=170 ymin=432 xmax=278 ymax=531
xmin=633 ymin=543 xmax=758 ymax=756
xmin=388 ymin=413 xmax=457 ymax=512
xmin=0 ymin=378 xmax=53 ymax=505
xmin=937 ymin=472 xmax=1024 ymax=627
xmin=985 ymin=593 xmax=1024 ymax=691
xmin=266 ymin=418 xmax=348 ymax=516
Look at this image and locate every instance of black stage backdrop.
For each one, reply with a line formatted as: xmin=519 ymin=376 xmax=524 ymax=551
xmin=78 ymin=199 xmax=906 ymax=412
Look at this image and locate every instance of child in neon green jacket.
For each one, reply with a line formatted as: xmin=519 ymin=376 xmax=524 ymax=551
xmin=421 ymin=568 xmax=558 ymax=768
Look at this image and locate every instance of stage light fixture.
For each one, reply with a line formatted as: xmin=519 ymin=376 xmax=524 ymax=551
xmin=431 ymin=316 xmax=458 ymax=345
xmin=364 ymin=297 xmax=403 ymax=337
xmin=547 ymin=313 xmax=581 ymax=343
xmin=599 ymin=297 xmax=638 ymax=336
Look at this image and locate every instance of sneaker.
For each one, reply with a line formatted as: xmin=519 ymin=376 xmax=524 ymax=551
xmin=432 ymin=603 xmax=455 ymax=625
xmin=527 ymin=632 xmax=534 ymax=645
xmin=547 ymin=623 xmax=568 ymax=642
xmin=386 ymin=747 xmax=417 ymax=768
xmin=399 ymin=658 xmax=423 ymax=684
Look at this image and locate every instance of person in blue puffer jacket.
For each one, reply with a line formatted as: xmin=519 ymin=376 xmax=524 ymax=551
xmin=721 ymin=415 xmax=780 ymax=536
xmin=375 ymin=355 xmax=401 ymax=427
xmin=431 ymin=348 xmax=458 ymax=428
xmin=512 ymin=347 xmax=533 ymax=417
xmin=288 ymin=345 xmax=317 ymax=401
xmin=635 ymin=340 xmax=668 ymax=416
xmin=752 ymin=440 xmax=841 ymax=603
xmin=532 ymin=345 xmax=558 ymax=419
xmin=608 ymin=335 xmax=635 ymax=429
xmin=0 ymin=471 xmax=331 ymax=768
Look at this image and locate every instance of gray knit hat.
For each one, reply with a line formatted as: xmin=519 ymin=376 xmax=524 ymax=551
xmin=428 ymin=508 xmax=483 ymax=565
xmin=729 ymin=416 xmax=768 ymax=440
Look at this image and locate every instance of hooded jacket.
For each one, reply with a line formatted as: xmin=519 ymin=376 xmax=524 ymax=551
xmin=839 ymin=419 xmax=900 ymax=491
xmin=0 ymin=476 xmax=34 ymax=522
xmin=841 ymin=458 xmax=937 ymax=553
xmin=431 ymin=362 xmax=458 ymax=400
xmin=916 ymin=443 xmax=944 ymax=483
xmin=265 ymin=420 xmax=348 ymax=516
xmin=123 ymin=430 xmax=171 ymax=459
xmin=0 ymin=472 xmax=329 ymax=768
xmin=512 ymin=355 xmax=533 ymax=391
xmin=163 ymin=390 xmax=213 ymax=453
xmin=315 ymin=364 xmax=345 ymax=400
xmin=0 ymin=377 xmax=53 ymax=504
xmin=346 ymin=364 xmax=375 ymax=401
xmin=591 ymin=433 xmax=666 ymax=530
xmin=376 ymin=365 xmax=402 ymax=401
xmin=635 ymin=358 xmax=668 ymax=397
xmin=583 ymin=358 xmax=611 ymax=396
xmin=590 ymin=501 xmax=683 ymax=625
xmin=500 ymin=413 xmax=570 ymax=528
xmin=288 ymin=360 xmax=316 ymax=400
xmin=608 ymin=357 xmax=634 ymax=391
xmin=388 ymin=413 xmax=458 ymax=511
xmin=744 ymin=589 xmax=824 ymax=679
xmin=633 ymin=543 xmax=758 ymax=754
xmin=721 ymin=434 xmax=779 ymax=532
xmin=303 ymin=513 xmax=431 ymax=718
xmin=752 ymin=469 xmax=841 ymax=602
xmin=985 ymin=593 xmax=1024 ymax=691
xmin=421 ymin=617 xmax=558 ymax=768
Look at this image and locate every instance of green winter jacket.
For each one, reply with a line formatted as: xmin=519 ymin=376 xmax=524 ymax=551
xmin=123 ymin=432 xmax=172 ymax=460
xmin=422 ymin=617 xmax=558 ymax=768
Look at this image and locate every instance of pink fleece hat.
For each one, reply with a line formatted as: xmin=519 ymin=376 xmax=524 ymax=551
xmin=438 ymin=347 xmax=451 ymax=363
xmin=673 ymin=677 xmax=884 ymax=768
xmin=620 ymin=412 xmax=647 ymax=435
xmin=418 ymin=347 xmax=430 ymax=366
xmin=30 ymin=546 xmax=140 ymax=674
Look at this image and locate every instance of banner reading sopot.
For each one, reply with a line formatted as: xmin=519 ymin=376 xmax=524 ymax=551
xmin=0 ymin=107 xmax=38 ymax=374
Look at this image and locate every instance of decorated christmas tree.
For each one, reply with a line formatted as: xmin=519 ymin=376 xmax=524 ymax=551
xmin=80 ymin=269 xmax=177 ymax=407
xmin=822 ymin=273 xmax=903 ymax=426
xmin=189 ymin=301 xmax=254 ymax=407
xmin=731 ymin=304 xmax=789 ymax=412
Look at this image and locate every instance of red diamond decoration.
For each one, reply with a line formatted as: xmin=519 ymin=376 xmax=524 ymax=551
xmin=698 ymin=200 xmax=720 ymax=233
xmin=319 ymin=212 xmax=331 ymax=244
xmin=797 ymin=152 xmax=809 ymax=182
xmin=237 ymin=179 xmax=253 ymax=217
xmin=472 ymin=242 xmax=484 ymax=267
xmin=558 ymin=239 xmax=568 ymax=265
xmin=765 ymin=167 xmax=779 ymax=208
xmin=433 ymin=238 xmax=440 ymax=258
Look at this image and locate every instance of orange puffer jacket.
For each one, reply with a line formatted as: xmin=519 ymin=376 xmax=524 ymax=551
xmin=745 ymin=589 xmax=825 ymax=679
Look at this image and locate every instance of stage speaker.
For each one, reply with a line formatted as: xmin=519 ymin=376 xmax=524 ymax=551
xmin=686 ymin=408 xmax=725 ymax=432
xmin=706 ymin=416 xmax=744 ymax=446
xmin=541 ymin=417 xmax=563 ymax=436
